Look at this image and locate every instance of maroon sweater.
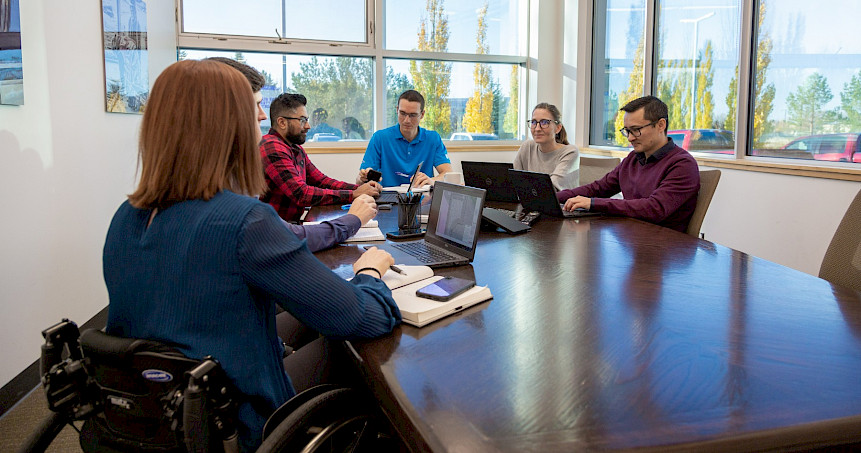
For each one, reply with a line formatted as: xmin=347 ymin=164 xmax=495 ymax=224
xmin=557 ymin=140 xmax=699 ymax=232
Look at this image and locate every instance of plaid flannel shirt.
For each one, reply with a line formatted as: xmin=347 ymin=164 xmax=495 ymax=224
xmin=260 ymin=129 xmax=357 ymax=221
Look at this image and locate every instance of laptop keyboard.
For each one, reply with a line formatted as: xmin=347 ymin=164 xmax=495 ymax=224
xmin=377 ymin=192 xmax=399 ymax=204
xmin=391 ymin=242 xmax=459 ymax=264
xmin=495 ymin=207 xmax=541 ymax=226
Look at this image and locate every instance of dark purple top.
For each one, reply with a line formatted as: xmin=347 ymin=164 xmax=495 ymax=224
xmin=557 ymin=139 xmax=699 ymax=232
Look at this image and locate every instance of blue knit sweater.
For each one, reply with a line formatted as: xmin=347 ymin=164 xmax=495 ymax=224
xmin=103 ymin=191 xmax=400 ymax=451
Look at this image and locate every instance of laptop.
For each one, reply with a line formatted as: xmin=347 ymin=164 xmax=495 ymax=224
xmin=461 ymin=161 xmax=519 ymax=202
xmin=509 ymin=169 xmax=602 ymax=218
xmin=373 ymin=182 xmax=487 ymax=268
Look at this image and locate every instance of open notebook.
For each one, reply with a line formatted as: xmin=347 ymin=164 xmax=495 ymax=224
xmin=379 ymin=265 xmax=492 ymax=327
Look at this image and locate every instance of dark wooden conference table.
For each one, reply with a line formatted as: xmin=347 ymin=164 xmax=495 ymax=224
xmin=309 ymin=200 xmax=861 ymax=452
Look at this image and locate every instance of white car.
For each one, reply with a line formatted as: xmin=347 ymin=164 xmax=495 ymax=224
xmin=449 ymin=133 xmax=499 ymax=141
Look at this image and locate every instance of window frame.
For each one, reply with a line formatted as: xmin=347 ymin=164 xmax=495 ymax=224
xmin=175 ymin=0 xmax=531 ymax=147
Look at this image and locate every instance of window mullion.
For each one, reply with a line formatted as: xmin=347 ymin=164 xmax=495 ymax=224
xmin=643 ymin=0 xmax=657 ymax=96
xmin=734 ymin=0 xmax=755 ymax=159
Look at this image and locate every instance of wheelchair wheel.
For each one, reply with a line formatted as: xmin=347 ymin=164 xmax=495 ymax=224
xmin=257 ymin=387 xmax=393 ymax=453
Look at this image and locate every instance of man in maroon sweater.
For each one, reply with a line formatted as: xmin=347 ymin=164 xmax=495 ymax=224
xmin=557 ymin=96 xmax=700 ymax=232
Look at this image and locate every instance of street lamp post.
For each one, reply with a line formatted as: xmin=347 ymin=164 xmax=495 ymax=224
xmin=680 ymin=12 xmax=715 ymax=130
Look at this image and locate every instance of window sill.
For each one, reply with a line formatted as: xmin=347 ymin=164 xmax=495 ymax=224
xmin=579 ymin=147 xmax=861 ymax=182
xmin=304 ymin=142 xmax=522 ymax=154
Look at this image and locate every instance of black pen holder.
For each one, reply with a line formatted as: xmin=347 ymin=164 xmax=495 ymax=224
xmin=397 ymin=194 xmax=422 ymax=231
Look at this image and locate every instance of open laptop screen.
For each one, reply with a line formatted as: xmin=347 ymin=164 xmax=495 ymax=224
xmin=425 ymin=182 xmax=486 ymax=256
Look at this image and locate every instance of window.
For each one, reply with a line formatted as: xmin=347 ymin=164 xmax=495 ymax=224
xmin=590 ymin=0 xmax=646 ymax=147
xmin=749 ymin=1 xmax=861 ymax=163
xmin=385 ymin=59 xmax=522 ymax=140
xmin=590 ymin=0 xmax=861 ymax=166
xmin=180 ymin=0 xmax=367 ymax=43
xmin=180 ymin=50 xmax=374 ymax=138
xmin=384 ymin=0 xmax=526 ymax=56
xmin=178 ymin=0 xmax=529 ymax=144
xmin=655 ymin=0 xmax=739 ymax=155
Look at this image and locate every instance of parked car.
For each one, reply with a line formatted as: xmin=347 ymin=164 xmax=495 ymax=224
xmin=782 ymin=133 xmax=861 ymax=162
xmin=449 ymin=132 xmax=499 ymax=141
xmin=667 ymin=129 xmax=734 ymax=154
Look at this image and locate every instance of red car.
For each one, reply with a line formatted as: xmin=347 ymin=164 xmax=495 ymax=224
xmin=667 ymin=129 xmax=734 ymax=155
xmin=782 ymin=133 xmax=861 ymax=162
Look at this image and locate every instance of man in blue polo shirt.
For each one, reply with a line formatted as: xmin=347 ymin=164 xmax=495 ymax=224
xmin=358 ymin=90 xmax=452 ymax=187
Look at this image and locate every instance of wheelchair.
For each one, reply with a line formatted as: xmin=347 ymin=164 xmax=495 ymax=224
xmin=19 ymin=319 xmax=402 ymax=453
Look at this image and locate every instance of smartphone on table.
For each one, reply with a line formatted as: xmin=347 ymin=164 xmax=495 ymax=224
xmin=416 ymin=277 xmax=476 ymax=302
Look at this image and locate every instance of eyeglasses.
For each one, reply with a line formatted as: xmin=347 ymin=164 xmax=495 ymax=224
xmin=279 ymin=116 xmax=309 ymax=126
xmin=397 ymin=110 xmax=421 ymax=120
xmin=619 ymin=120 xmax=659 ymax=138
xmin=527 ymin=119 xmax=558 ymax=129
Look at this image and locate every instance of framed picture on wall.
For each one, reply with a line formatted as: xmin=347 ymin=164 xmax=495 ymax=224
xmin=102 ymin=0 xmax=148 ymax=113
xmin=0 ymin=0 xmax=24 ymax=105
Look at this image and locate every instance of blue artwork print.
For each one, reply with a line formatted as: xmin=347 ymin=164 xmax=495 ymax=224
xmin=0 ymin=0 xmax=23 ymax=105
xmin=102 ymin=0 xmax=148 ymax=113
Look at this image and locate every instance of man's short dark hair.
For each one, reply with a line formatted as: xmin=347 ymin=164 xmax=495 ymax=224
xmin=205 ymin=57 xmax=265 ymax=93
xmin=397 ymin=90 xmax=425 ymax=112
xmin=270 ymin=93 xmax=307 ymax=121
xmin=620 ymin=95 xmax=668 ymax=134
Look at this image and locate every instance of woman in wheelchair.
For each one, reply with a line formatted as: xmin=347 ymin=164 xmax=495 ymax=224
xmin=101 ymin=59 xmax=401 ymax=451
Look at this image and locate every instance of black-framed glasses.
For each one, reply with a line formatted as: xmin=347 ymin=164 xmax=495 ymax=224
xmin=397 ymin=110 xmax=421 ymax=120
xmin=279 ymin=116 xmax=309 ymax=126
xmin=619 ymin=120 xmax=659 ymax=138
xmin=527 ymin=119 xmax=558 ymax=129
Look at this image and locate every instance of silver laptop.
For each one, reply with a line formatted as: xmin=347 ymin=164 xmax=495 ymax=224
xmin=509 ymin=169 xmax=601 ymax=218
xmin=373 ymin=182 xmax=487 ymax=268
xmin=461 ymin=161 xmax=519 ymax=202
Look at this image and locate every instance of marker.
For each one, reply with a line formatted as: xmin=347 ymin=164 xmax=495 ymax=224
xmin=390 ymin=265 xmax=407 ymax=275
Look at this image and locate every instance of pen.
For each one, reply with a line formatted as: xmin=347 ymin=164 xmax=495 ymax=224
xmin=341 ymin=204 xmax=351 ymax=210
xmin=390 ymin=265 xmax=407 ymax=275
xmin=395 ymin=172 xmax=410 ymax=178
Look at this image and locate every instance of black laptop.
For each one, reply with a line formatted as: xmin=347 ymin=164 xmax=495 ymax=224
xmin=461 ymin=161 xmax=519 ymax=202
xmin=509 ymin=169 xmax=602 ymax=218
xmin=372 ymin=182 xmax=487 ymax=268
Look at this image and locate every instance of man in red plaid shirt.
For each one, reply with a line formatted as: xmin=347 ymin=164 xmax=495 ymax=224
xmin=260 ymin=93 xmax=382 ymax=221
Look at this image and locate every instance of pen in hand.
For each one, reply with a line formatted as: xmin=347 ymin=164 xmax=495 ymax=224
xmin=390 ymin=265 xmax=407 ymax=275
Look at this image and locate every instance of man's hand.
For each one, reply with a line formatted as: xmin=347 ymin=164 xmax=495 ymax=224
xmin=356 ymin=168 xmax=373 ymax=185
xmin=347 ymin=194 xmax=377 ymax=225
xmin=412 ymin=171 xmax=432 ymax=188
xmin=563 ymin=196 xmax=591 ymax=212
xmin=353 ymin=181 xmax=382 ymax=199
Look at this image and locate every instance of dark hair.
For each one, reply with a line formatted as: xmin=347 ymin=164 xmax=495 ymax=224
xmin=533 ymin=102 xmax=569 ymax=145
xmin=620 ymin=95 xmax=668 ymax=135
xmin=397 ymin=89 xmax=425 ymax=112
xmin=270 ymin=93 xmax=307 ymax=122
xmin=129 ymin=60 xmax=263 ymax=209
xmin=205 ymin=57 xmax=265 ymax=93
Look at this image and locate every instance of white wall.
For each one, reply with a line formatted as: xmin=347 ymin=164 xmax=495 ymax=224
xmin=699 ymin=167 xmax=861 ymax=275
xmin=1 ymin=0 xmax=859 ymax=390
xmin=0 ymin=1 xmax=176 ymax=388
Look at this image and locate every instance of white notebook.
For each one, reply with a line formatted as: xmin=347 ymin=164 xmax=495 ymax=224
xmin=380 ymin=265 xmax=492 ymax=327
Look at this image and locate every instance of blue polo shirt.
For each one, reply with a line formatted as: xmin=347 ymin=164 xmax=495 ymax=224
xmin=361 ymin=125 xmax=451 ymax=186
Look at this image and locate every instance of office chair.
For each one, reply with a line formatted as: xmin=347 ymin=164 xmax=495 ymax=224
xmin=579 ymin=155 xmax=621 ymax=185
xmin=21 ymin=319 xmax=395 ymax=453
xmin=819 ymin=188 xmax=861 ymax=293
xmin=686 ymin=169 xmax=721 ymax=239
